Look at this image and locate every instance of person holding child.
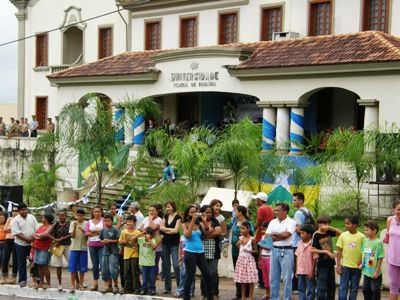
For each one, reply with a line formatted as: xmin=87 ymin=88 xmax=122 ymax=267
xmin=295 ymin=224 xmax=318 ymax=300
xmin=311 ymin=214 xmax=342 ymax=300
xmin=99 ymin=213 xmax=120 ymax=294
xmin=361 ymin=220 xmax=384 ymax=300
xmin=336 ymin=215 xmax=366 ymax=300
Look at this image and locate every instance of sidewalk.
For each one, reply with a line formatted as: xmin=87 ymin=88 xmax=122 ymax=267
xmin=0 ymin=267 xmax=391 ymax=299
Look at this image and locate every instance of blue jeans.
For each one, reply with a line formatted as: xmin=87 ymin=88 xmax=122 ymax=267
xmin=15 ymin=244 xmax=31 ymax=284
xmin=316 ymin=266 xmax=336 ymax=300
xmin=162 ymin=244 xmax=180 ymax=291
xmin=270 ymin=248 xmax=294 ymax=300
xmin=338 ymin=266 xmax=361 ymax=300
xmin=178 ymin=260 xmax=195 ymax=296
xmin=102 ymin=254 xmax=118 ymax=280
xmin=298 ymin=274 xmax=316 ymax=300
xmin=88 ymin=246 xmax=103 ymax=280
xmin=142 ymin=265 xmax=156 ymax=292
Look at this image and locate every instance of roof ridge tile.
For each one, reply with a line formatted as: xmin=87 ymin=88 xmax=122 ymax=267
xmin=371 ymin=31 xmax=400 ymax=58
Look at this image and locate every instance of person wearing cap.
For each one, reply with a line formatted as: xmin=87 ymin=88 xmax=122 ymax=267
xmin=129 ymin=202 xmax=144 ymax=229
xmin=253 ymin=192 xmax=273 ymax=244
xmin=253 ymin=192 xmax=274 ymax=288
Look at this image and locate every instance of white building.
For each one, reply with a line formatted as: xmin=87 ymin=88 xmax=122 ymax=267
xmin=6 ymin=0 xmax=400 ymax=190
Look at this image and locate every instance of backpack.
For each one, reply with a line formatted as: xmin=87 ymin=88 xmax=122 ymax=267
xmin=299 ymin=208 xmax=315 ymax=225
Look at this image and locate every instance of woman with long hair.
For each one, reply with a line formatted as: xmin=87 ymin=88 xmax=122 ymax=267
xmin=200 ymin=205 xmax=222 ymax=300
xmin=109 ymin=204 xmax=122 ymax=230
xmin=160 ymin=201 xmax=181 ymax=294
xmin=84 ymin=206 xmax=104 ymax=291
xmin=182 ymin=204 xmax=213 ymax=300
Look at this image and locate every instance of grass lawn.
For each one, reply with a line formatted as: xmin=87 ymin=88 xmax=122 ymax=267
xmin=330 ymin=218 xmax=387 ymax=250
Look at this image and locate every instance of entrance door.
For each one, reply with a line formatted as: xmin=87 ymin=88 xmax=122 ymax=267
xmin=36 ymin=97 xmax=48 ymax=129
xmin=177 ymin=93 xmax=199 ymax=127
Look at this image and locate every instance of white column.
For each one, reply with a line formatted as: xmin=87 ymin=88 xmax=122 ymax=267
xmin=357 ymin=99 xmax=379 ymax=154
xmin=112 ymin=106 xmax=124 ymax=142
xmin=262 ymin=107 xmax=276 ymax=151
xmin=275 ymin=107 xmax=290 ymax=153
xmin=289 ymin=107 xmax=305 ymax=155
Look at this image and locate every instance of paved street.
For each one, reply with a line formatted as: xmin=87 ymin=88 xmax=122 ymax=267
xmin=0 ymin=267 xmax=391 ymax=299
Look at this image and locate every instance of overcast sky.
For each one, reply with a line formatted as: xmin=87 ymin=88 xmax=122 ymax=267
xmin=0 ymin=1 xmax=17 ymax=104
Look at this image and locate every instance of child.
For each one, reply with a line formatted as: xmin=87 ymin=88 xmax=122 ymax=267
xmin=295 ymin=224 xmax=318 ymax=300
xmin=68 ymin=208 xmax=88 ymax=292
xmin=234 ymin=220 xmax=258 ymax=300
xmin=119 ymin=215 xmax=143 ymax=294
xmin=360 ymin=220 xmax=384 ymax=300
xmin=258 ymin=221 xmax=273 ymax=300
xmin=176 ymin=235 xmax=195 ymax=297
xmin=336 ymin=215 xmax=366 ymax=300
xmin=311 ymin=215 xmax=342 ymax=300
xmin=225 ymin=199 xmax=240 ymax=243
xmin=138 ymin=227 xmax=159 ymax=295
xmin=99 ymin=213 xmax=120 ymax=294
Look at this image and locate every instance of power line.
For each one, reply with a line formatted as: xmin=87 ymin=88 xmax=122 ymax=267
xmin=0 ymin=1 xmax=150 ymax=48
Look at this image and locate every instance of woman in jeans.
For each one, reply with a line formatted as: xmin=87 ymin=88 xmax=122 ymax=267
xmin=200 ymin=205 xmax=221 ymax=300
xmin=1 ymin=207 xmax=18 ymax=284
xmin=182 ymin=204 xmax=213 ymax=300
xmin=160 ymin=201 xmax=181 ymax=294
xmin=84 ymin=206 xmax=104 ymax=291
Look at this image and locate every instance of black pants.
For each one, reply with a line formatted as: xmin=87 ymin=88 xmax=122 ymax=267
xmin=124 ymin=258 xmax=141 ymax=293
xmin=1 ymin=239 xmax=17 ymax=277
xmin=292 ymin=247 xmax=298 ymax=291
xmin=316 ymin=266 xmax=336 ymax=300
xmin=30 ymin=130 xmax=37 ymax=138
xmin=233 ymin=255 xmax=249 ymax=298
xmin=362 ymin=274 xmax=382 ymax=300
xmin=184 ymin=252 xmax=213 ymax=300
xmin=200 ymin=258 xmax=219 ymax=296
xmin=119 ymin=254 xmax=125 ymax=288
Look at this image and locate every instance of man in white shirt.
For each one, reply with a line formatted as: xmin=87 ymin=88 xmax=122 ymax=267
xmin=266 ymin=202 xmax=296 ymax=300
xmin=129 ymin=201 xmax=144 ymax=229
xmin=11 ymin=203 xmax=39 ymax=287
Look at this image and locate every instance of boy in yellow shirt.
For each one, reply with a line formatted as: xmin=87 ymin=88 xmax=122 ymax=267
xmin=119 ymin=215 xmax=144 ymax=294
xmin=336 ymin=215 xmax=366 ymax=300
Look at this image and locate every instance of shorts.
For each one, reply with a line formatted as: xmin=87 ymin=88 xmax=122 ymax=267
xmin=52 ymin=246 xmax=70 ymax=268
xmin=34 ymin=249 xmax=51 ymax=265
xmin=102 ymin=254 xmax=119 ymax=280
xmin=68 ymin=250 xmax=88 ymax=273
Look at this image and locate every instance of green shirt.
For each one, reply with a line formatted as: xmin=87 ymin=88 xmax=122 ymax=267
xmin=361 ymin=238 xmax=385 ymax=277
xmin=69 ymin=221 xmax=88 ymax=251
xmin=336 ymin=231 xmax=366 ymax=268
xmin=138 ymin=237 xmax=156 ymax=267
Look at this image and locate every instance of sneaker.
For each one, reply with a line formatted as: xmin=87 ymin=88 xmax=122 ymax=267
xmin=113 ymin=287 xmax=119 ymax=294
xmin=163 ymin=290 xmax=171 ymax=294
xmin=19 ymin=281 xmax=27 ymax=288
xmin=140 ymin=290 xmax=146 ymax=295
xmin=150 ymin=290 xmax=156 ymax=295
xmin=58 ymin=285 xmax=63 ymax=291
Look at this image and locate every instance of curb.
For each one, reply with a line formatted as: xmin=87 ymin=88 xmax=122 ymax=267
xmin=0 ymin=285 xmax=177 ymax=300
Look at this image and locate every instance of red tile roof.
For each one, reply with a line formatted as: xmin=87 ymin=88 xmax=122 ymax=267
xmin=48 ymin=31 xmax=400 ymax=79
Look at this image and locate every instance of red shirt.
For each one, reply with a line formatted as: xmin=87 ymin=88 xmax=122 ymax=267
xmin=255 ymin=204 xmax=274 ymax=242
xmin=32 ymin=225 xmax=52 ymax=251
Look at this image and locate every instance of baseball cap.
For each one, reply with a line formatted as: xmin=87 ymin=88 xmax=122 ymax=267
xmin=252 ymin=192 xmax=268 ymax=202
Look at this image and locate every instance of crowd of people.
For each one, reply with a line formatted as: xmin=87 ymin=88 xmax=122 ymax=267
xmin=1 ymin=195 xmax=400 ymax=300
xmin=0 ymin=115 xmax=55 ymax=137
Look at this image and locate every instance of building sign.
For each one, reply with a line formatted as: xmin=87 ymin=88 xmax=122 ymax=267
xmin=170 ymin=61 xmax=219 ymax=88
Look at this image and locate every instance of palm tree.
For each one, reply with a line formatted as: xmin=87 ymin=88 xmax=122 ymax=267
xmin=214 ymin=118 xmax=261 ymax=200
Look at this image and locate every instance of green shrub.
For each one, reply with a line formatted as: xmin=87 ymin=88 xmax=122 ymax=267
xmin=320 ymin=190 xmax=368 ymax=219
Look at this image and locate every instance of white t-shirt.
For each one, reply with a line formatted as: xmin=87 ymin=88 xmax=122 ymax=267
xmin=266 ymin=216 xmax=296 ymax=247
xmin=135 ymin=211 xmax=144 ymax=229
xmin=215 ymin=214 xmax=225 ymax=225
xmin=142 ymin=216 xmax=162 ymax=252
